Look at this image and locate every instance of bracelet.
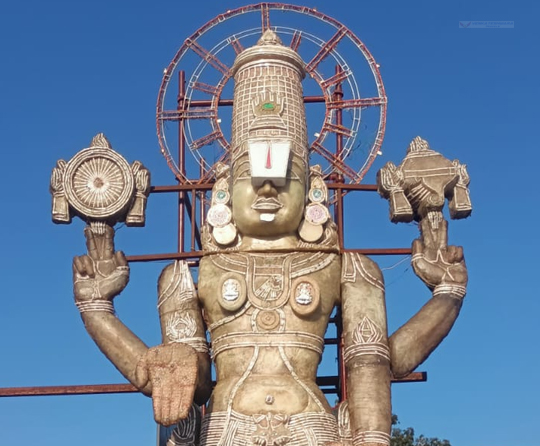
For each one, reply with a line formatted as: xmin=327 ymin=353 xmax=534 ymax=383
xmin=75 ymin=300 xmax=115 ymax=314
xmin=433 ymin=283 xmax=467 ymax=299
xmin=353 ymin=430 xmax=390 ymax=446
xmin=171 ymin=337 xmax=209 ymax=354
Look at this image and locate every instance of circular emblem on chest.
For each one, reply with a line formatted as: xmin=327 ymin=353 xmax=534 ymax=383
xmin=256 ymin=310 xmax=281 ymax=331
xmin=219 ymin=273 xmax=246 ymax=311
xmin=290 ymin=278 xmax=320 ymax=316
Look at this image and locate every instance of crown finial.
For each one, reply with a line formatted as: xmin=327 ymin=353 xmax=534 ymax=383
xmin=257 ymin=29 xmax=283 ymax=46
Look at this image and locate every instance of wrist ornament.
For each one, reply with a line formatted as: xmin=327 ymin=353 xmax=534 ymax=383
xmin=75 ymin=300 xmax=115 ymax=314
xmin=433 ymin=283 xmax=467 ymax=299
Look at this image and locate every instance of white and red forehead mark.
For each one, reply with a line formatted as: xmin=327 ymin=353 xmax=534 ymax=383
xmin=248 ymin=140 xmax=291 ymax=187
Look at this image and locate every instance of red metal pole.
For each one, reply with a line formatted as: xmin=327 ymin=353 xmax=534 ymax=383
xmin=191 ymin=188 xmax=197 ymax=252
xmin=333 ymin=65 xmax=345 ymax=251
xmin=332 ymin=65 xmax=347 ymax=400
xmin=177 ymin=71 xmax=186 ymax=252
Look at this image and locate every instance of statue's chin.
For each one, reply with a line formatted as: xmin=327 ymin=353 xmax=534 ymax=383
xmin=260 ymin=213 xmax=276 ymax=222
xmin=237 ymin=220 xmax=301 ymax=243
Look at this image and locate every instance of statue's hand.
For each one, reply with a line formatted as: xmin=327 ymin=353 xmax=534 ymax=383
xmin=73 ymin=225 xmax=129 ymax=303
xmin=135 ymin=343 xmax=198 ymax=426
xmin=411 ymin=238 xmax=468 ymax=290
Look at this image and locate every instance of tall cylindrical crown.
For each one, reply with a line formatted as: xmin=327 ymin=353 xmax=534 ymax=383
xmin=230 ymin=30 xmax=307 ymax=184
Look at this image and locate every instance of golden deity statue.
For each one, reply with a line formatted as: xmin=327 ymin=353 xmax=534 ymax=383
xmin=53 ymin=30 xmax=470 ymax=446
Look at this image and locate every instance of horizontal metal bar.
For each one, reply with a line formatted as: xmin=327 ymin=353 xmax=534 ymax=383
xmin=328 ymin=183 xmax=378 ymax=191
xmin=126 ymin=252 xmax=203 ymax=263
xmin=0 ymin=372 xmax=426 ymax=397
xmin=126 ymin=248 xmax=411 ymax=263
xmin=0 ymin=384 xmax=137 ymax=397
xmin=344 ymin=248 xmax=412 ymax=256
xmin=150 ymin=183 xmax=378 ymax=194
xmin=188 ymin=95 xmax=326 ymax=108
xmin=151 ymin=184 xmax=213 ymax=193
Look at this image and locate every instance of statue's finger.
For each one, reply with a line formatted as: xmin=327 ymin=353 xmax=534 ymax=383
xmin=162 ymin=398 xmax=175 ymax=426
xmin=155 ymin=388 xmax=173 ymax=426
xmin=115 ymin=251 xmax=129 ymax=267
xmin=448 ymin=245 xmax=464 ymax=263
xmin=73 ymin=256 xmax=85 ymax=276
xmin=84 ymin=227 xmax=100 ymax=261
xmin=82 ymin=256 xmax=95 ymax=278
xmin=135 ymin=359 xmax=149 ymax=389
xmin=412 ymin=239 xmax=424 ymax=257
xmin=152 ymin=390 xmax=163 ymax=425
xmin=435 ymin=219 xmax=449 ymax=250
xmin=102 ymin=225 xmax=115 ymax=260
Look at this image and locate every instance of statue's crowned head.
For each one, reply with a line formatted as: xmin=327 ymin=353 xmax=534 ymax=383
xmin=203 ymin=31 xmax=335 ymax=250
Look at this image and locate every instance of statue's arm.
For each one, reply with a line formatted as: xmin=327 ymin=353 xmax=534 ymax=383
xmin=74 ymin=228 xmax=209 ymax=425
xmin=156 ymin=260 xmax=212 ymax=404
xmin=73 ymin=226 xmax=150 ymax=392
xmin=341 ymin=252 xmax=392 ymax=446
xmin=78 ymin=305 xmax=150 ymax=389
xmin=389 ymin=229 xmax=468 ymax=378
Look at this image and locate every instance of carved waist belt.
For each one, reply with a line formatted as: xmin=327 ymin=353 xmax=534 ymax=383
xmin=211 ymin=331 xmax=324 ymax=359
xmin=200 ymin=409 xmax=339 ymax=446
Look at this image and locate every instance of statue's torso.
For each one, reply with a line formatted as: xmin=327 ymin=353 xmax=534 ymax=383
xmin=199 ymin=251 xmax=341 ymax=416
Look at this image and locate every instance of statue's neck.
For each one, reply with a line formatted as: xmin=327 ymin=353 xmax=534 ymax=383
xmin=239 ymin=234 xmax=299 ymax=251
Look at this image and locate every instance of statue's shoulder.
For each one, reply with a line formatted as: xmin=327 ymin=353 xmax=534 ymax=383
xmin=158 ymin=261 xmax=179 ymax=291
xmin=159 ymin=260 xmax=178 ymax=279
xmin=157 ymin=260 xmax=197 ymax=306
xmin=341 ymin=252 xmax=384 ymax=289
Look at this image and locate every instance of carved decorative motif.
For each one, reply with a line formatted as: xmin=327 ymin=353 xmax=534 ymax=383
xmin=344 ymin=317 xmax=390 ymax=363
xmin=250 ymin=91 xmax=287 ymax=132
xmin=166 ymin=313 xmax=198 ymax=342
xmin=256 ymin=310 xmax=281 ymax=331
xmin=200 ymin=411 xmax=339 ymax=446
xmin=252 ymin=413 xmax=292 ymax=446
xmin=353 ymin=317 xmax=383 ymax=345
xmin=167 ymin=405 xmax=201 ymax=446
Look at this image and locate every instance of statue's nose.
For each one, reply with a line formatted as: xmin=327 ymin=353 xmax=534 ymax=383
xmin=257 ymin=180 xmax=278 ymax=197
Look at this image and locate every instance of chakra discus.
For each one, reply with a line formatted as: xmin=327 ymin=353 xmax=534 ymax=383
xmin=64 ymin=148 xmax=134 ymax=220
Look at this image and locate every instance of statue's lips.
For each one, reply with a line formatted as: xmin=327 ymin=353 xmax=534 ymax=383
xmin=251 ymin=197 xmax=283 ymax=212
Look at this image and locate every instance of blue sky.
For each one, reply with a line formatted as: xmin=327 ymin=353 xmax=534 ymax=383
xmin=0 ymin=0 xmax=537 ymax=445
